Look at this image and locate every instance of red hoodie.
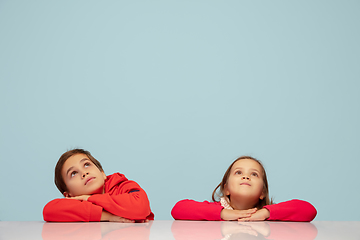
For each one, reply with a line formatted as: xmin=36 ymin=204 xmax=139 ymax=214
xmin=171 ymin=199 xmax=317 ymax=221
xmin=43 ymin=173 xmax=154 ymax=222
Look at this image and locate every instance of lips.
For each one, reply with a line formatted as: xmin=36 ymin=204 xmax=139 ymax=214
xmin=240 ymin=183 xmax=251 ymax=186
xmin=85 ymin=177 xmax=95 ymax=185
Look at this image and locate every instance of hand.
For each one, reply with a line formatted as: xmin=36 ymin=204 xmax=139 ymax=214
xmin=66 ymin=195 xmax=91 ymax=201
xmin=101 ymin=210 xmax=135 ymax=223
xmin=238 ymin=208 xmax=270 ymax=222
xmin=108 ymin=215 xmax=135 ymax=223
xmin=221 ymin=208 xmax=257 ymax=221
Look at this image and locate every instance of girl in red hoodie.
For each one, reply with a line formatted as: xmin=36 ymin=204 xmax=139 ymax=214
xmin=171 ymin=156 xmax=316 ymax=221
xmin=43 ymin=149 xmax=154 ymax=222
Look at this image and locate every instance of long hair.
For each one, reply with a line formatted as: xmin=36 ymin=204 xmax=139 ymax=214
xmin=212 ymin=156 xmax=273 ymax=209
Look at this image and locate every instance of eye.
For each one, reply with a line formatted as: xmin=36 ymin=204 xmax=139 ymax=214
xmin=235 ymin=170 xmax=242 ymax=175
xmin=70 ymin=171 xmax=78 ymax=178
xmin=84 ymin=162 xmax=91 ymax=167
xmin=251 ymin=172 xmax=259 ymax=177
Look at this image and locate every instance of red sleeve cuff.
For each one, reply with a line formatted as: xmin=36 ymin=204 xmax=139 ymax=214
xmin=88 ymin=203 xmax=103 ymax=221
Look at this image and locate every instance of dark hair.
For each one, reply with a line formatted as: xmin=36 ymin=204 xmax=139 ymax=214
xmin=212 ymin=156 xmax=273 ymax=209
xmin=54 ymin=149 xmax=104 ymax=194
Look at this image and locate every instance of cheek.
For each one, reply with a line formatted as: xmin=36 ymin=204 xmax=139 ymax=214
xmin=65 ymin=182 xmax=75 ymax=193
xmin=66 ymin=179 xmax=82 ymax=191
xmin=98 ymin=178 xmax=105 ymax=186
xmin=227 ymin=179 xmax=238 ymax=193
xmin=257 ymin=182 xmax=265 ymax=192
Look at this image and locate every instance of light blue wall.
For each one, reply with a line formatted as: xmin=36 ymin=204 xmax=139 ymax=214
xmin=1 ymin=0 xmax=359 ymax=221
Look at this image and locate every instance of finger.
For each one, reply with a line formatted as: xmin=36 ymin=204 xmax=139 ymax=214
xmin=240 ymin=209 xmax=257 ymax=215
xmin=116 ymin=217 xmax=134 ymax=223
xmin=66 ymin=197 xmax=79 ymax=200
xmin=70 ymin=196 xmax=84 ymax=201
xmin=240 ymin=218 xmax=264 ymax=222
xmin=121 ymin=219 xmax=134 ymax=223
xmin=238 ymin=212 xmax=254 ymax=219
xmin=123 ymin=218 xmax=135 ymax=223
xmin=246 ymin=208 xmax=258 ymax=213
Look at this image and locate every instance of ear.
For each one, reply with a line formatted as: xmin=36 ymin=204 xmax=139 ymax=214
xmin=224 ymin=184 xmax=230 ymax=196
xmin=102 ymin=171 xmax=106 ymax=180
xmin=63 ymin=192 xmax=71 ymax=198
xmin=260 ymin=190 xmax=266 ymax=200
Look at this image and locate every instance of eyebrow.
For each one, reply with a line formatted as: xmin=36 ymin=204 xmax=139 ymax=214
xmin=233 ymin=167 xmax=261 ymax=173
xmin=66 ymin=158 xmax=89 ymax=176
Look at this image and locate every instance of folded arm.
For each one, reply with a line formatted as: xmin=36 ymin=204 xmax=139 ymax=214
xmin=43 ymin=198 xmax=103 ymax=222
xmin=171 ymin=199 xmax=224 ymax=221
xmin=87 ymin=180 xmax=152 ymax=220
xmin=264 ymin=199 xmax=317 ymax=221
xmin=43 ymin=180 xmax=153 ymax=222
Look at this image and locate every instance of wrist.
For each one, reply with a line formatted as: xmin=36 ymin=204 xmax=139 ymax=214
xmin=101 ymin=211 xmax=111 ymax=221
xmin=220 ymin=209 xmax=228 ymax=220
xmin=262 ymin=208 xmax=270 ymax=219
xmin=221 ymin=209 xmax=234 ymax=221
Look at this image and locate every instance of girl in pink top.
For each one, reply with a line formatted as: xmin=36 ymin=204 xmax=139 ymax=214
xmin=171 ymin=156 xmax=317 ymax=221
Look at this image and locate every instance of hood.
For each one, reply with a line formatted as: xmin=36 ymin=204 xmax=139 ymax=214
xmin=104 ymin=172 xmax=128 ymax=192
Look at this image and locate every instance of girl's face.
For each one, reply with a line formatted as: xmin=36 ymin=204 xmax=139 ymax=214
xmin=225 ymin=158 xmax=265 ymax=202
xmin=61 ymin=153 xmax=106 ymax=197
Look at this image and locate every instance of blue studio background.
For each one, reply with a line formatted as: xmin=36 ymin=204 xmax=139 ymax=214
xmin=0 ymin=1 xmax=359 ymax=221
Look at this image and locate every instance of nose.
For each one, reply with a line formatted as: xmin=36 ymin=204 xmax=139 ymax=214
xmin=242 ymin=176 xmax=250 ymax=180
xmin=82 ymin=172 xmax=89 ymax=179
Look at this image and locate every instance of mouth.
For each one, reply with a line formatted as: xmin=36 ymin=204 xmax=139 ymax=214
xmin=85 ymin=177 xmax=95 ymax=185
xmin=240 ymin=183 xmax=251 ymax=186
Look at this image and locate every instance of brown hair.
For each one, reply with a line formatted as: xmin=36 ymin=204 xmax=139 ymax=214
xmin=54 ymin=149 xmax=104 ymax=194
xmin=212 ymin=156 xmax=273 ymax=209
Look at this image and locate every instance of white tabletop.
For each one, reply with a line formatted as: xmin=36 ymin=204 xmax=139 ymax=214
xmin=0 ymin=221 xmax=359 ymax=240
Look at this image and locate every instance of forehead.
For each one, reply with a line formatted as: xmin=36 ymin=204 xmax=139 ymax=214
xmin=231 ymin=158 xmax=263 ymax=171
xmin=62 ymin=153 xmax=89 ymax=173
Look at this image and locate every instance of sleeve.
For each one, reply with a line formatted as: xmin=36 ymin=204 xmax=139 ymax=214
xmin=43 ymin=198 xmax=103 ymax=222
xmin=87 ymin=180 xmax=153 ymax=220
xmin=263 ymin=199 xmax=317 ymax=222
xmin=171 ymin=199 xmax=223 ymax=221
